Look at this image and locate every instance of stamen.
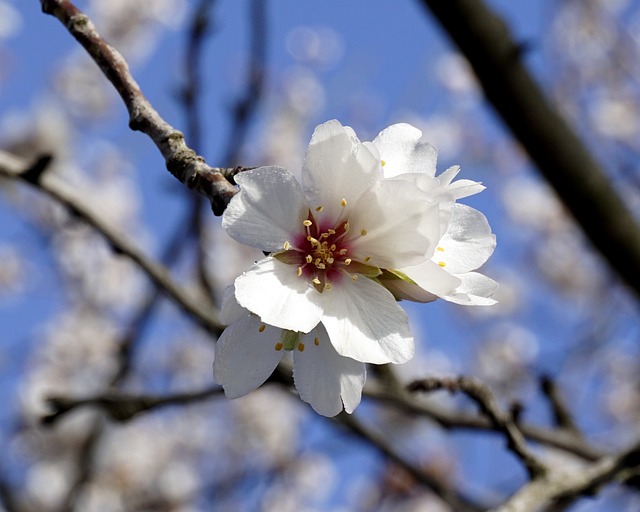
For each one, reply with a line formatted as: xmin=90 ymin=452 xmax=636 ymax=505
xmin=437 ymin=246 xmax=445 ymax=252
xmin=315 ymin=205 xmax=324 ymax=212
xmin=364 ymin=256 xmax=371 ymax=262
xmin=312 ymin=277 xmax=321 ymax=285
xmin=258 ymin=324 xmax=266 ymax=333
xmin=338 ymin=249 xmax=348 ymax=255
xmin=283 ymin=241 xmax=291 ymax=250
xmin=274 ymin=342 xmax=283 ymax=351
xmin=381 ymin=159 xmax=386 ymax=167
xmin=326 ymin=257 xmax=334 ymax=264
xmin=296 ymin=267 xmax=303 ymax=276
xmin=303 ymin=219 xmax=312 ymax=227
xmin=330 ymin=244 xmax=337 ymax=251
xmin=343 ymin=222 xmax=350 ymax=232
xmin=328 ymin=229 xmax=336 ymax=235
xmin=325 ymin=283 xmax=333 ymax=290
xmin=438 ymin=261 xmax=446 ymax=267
xmin=305 ymin=254 xmax=313 ymax=263
xmin=351 ymin=274 xmax=358 ymax=281
xmin=344 ymin=258 xmax=352 ymax=265
xmin=297 ymin=342 xmax=305 ymax=352
xmin=341 ymin=198 xmax=347 ymax=207
xmin=314 ymin=337 xmax=320 ymax=346
xmin=360 ymin=228 xmax=367 ymax=236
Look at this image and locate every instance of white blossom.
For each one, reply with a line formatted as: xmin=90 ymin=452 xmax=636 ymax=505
xmin=222 ymin=120 xmax=443 ymax=364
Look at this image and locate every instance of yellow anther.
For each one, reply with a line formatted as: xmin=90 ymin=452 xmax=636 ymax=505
xmin=305 ymin=254 xmax=313 ymax=264
xmin=364 ymin=256 xmax=371 ymax=262
xmin=275 ymin=342 xmax=283 ymax=351
xmin=343 ymin=222 xmax=350 ymax=232
xmin=381 ymin=159 xmax=386 ymax=167
xmin=297 ymin=342 xmax=305 ymax=352
xmin=312 ymin=277 xmax=321 ymax=285
xmin=339 ymin=249 xmax=348 ymax=255
xmin=360 ymin=228 xmax=367 ymax=236
xmin=314 ymin=337 xmax=320 ymax=346
xmin=438 ymin=261 xmax=446 ymax=267
xmin=351 ymin=274 xmax=358 ymax=281
xmin=326 ymin=257 xmax=334 ymax=264
xmin=344 ymin=258 xmax=352 ymax=265
xmin=328 ymin=229 xmax=336 ymax=235
xmin=315 ymin=205 xmax=324 ymax=212
xmin=258 ymin=324 xmax=266 ymax=333
xmin=341 ymin=198 xmax=347 ymax=207
xmin=296 ymin=267 xmax=303 ymax=276
xmin=437 ymin=246 xmax=445 ymax=252
xmin=283 ymin=241 xmax=291 ymax=250
xmin=330 ymin=244 xmax=337 ymax=251
xmin=325 ymin=283 xmax=333 ymax=290
xmin=303 ymin=219 xmax=312 ymax=227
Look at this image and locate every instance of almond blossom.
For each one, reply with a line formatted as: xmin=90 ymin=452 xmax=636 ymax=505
xmin=222 ymin=120 xmax=444 ymax=364
xmin=370 ymin=123 xmax=498 ymax=305
xmin=214 ymin=287 xmax=365 ymax=417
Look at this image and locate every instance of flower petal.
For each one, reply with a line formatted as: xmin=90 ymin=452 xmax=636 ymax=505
xmin=372 ymin=123 xmax=438 ymax=178
xmin=293 ymin=325 xmax=366 ymax=416
xmin=399 ymin=259 xmax=462 ymax=297
xmin=435 ymin=204 xmax=496 ymax=274
xmin=441 ymin=272 xmax=499 ymax=306
xmin=220 ymin=284 xmax=246 ymax=324
xmin=213 ymin=315 xmax=283 ymax=398
xmin=222 ymin=166 xmax=308 ymax=253
xmin=234 ymin=257 xmax=323 ymax=333
xmin=320 ymin=275 xmax=414 ymax=364
xmin=348 ymin=179 xmax=440 ymax=268
xmin=302 ymin=120 xmax=380 ymax=225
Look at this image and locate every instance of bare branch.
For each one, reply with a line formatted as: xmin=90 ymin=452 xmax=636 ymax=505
xmin=540 ymin=375 xmax=582 ymax=437
xmin=419 ymin=0 xmax=640 ymax=299
xmin=0 ymin=150 xmax=223 ymax=333
xmin=491 ymin=441 xmax=640 ymax=512
xmin=43 ymin=386 xmax=224 ymax=424
xmin=39 ymin=0 xmax=247 ymax=215
xmin=408 ymin=376 xmax=548 ymax=479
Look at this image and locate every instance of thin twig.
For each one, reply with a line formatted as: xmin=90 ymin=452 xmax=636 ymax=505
xmin=39 ymin=0 xmax=247 ymax=215
xmin=408 ymin=376 xmax=548 ymax=478
xmin=43 ymin=387 xmax=224 ymax=424
xmin=540 ymin=375 xmax=583 ymax=437
xmin=0 ymin=150 xmax=223 ymax=333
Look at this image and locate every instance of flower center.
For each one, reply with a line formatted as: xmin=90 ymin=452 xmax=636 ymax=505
xmin=274 ymin=200 xmax=381 ymax=293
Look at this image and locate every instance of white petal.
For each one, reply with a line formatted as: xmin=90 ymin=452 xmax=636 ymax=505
xmin=435 ymin=204 xmax=496 ymax=274
xmin=222 ymin=166 xmax=308 ymax=253
xmin=302 ymin=120 xmax=380 ymax=225
xmin=213 ymin=315 xmax=283 ymax=398
xmin=220 ymin=284 xmax=246 ymax=324
xmin=400 ymin=259 xmax=461 ymax=297
xmin=379 ymin=277 xmax=438 ymax=303
xmin=373 ymin=123 xmax=438 ymax=178
xmin=234 ymin=257 xmax=323 ymax=333
xmin=320 ymin=276 xmax=414 ymax=364
xmin=293 ymin=325 xmax=366 ymax=416
xmin=442 ymin=272 xmax=499 ymax=306
xmin=438 ymin=166 xmax=485 ymax=200
xmin=348 ymin=179 xmax=440 ymax=268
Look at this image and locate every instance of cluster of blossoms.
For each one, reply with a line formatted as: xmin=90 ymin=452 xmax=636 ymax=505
xmin=214 ymin=120 xmax=497 ymax=416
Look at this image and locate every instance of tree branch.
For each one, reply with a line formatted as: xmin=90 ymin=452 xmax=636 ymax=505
xmin=420 ymin=0 xmax=640 ymax=299
xmin=39 ymin=0 xmax=246 ymax=215
xmin=0 ymin=150 xmax=223 ymax=334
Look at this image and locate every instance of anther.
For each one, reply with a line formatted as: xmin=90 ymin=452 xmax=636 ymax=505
xmin=283 ymin=241 xmax=291 ymax=250
xmin=297 ymin=342 xmax=305 ymax=352
xmin=351 ymin=274 xmax=358 ymax=281
xmin=303 ymin=220 xmax=312 ymax=227
xmin=344 ymin=258 xmax=352 ymax=265
xmin=341 ymin=198 xmax=347 ymax=207
xmin=325 ymin=283 xmax=333 ymax=290
xmin=381 ymin=159 xmax=386 ymax=167
xmin=258 ymin=324 xmax=266 ymax=333
xmin=305 ymin=254 xmax=313 ymax=263
xmin=438 ymin=261 xmax=446 ymax=267
xmin=274 ymin=342 xmax=283 ymax=351
xmin=437 ymin=246 xmax=445 ymax=252
xmin=314 ymin=337 xmax=320 ymax=346
xmin=296 ymin=267 xmax=303 ymax=276
xmin=339 ymin=249 xmax=348 ymax=255
xmin=364 ymin=256 xmax=371 ymax=262
xmin=328 ymin=229 xmax=336 ymax=235
xmin=315 ymin=205 xmax=324 ymax=212
xmin=312 ymin=277 xmax=321 ymax=285
xmin=360 ymin=229 xmax=367 ymax=236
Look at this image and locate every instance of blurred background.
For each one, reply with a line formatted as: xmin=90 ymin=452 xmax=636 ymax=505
xmin=1 ymin=0 xmax=640 ymax=510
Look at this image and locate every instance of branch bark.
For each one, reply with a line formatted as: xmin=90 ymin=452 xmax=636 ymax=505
xmin=39 ymin=0 xmax=245 ymax=215
xmin=420 ymin=0 xmax=640 ymax=299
